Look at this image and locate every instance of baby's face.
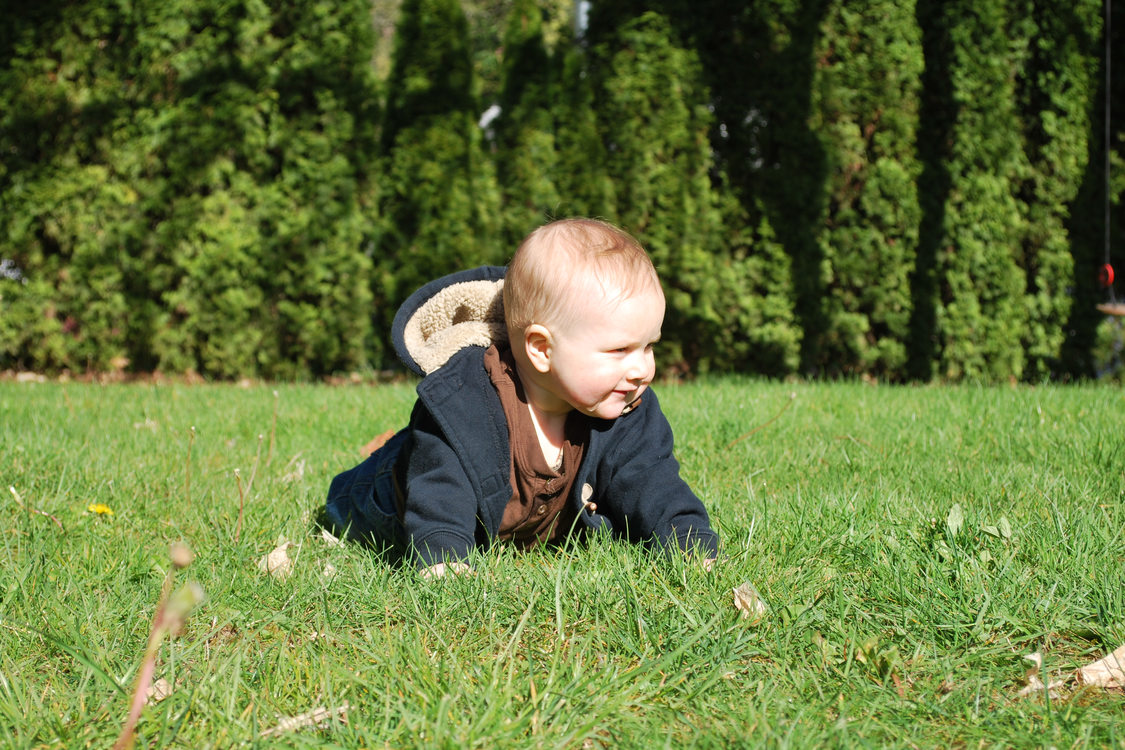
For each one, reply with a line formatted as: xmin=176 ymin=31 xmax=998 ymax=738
xmin=543 ymin=282 xmax=664 ymax=420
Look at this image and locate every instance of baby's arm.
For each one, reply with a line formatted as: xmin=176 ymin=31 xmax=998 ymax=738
xmin=400 ymin=404 xmax=481 ymax=571
xmin=599 ymin=392 xmax=719 ymax=558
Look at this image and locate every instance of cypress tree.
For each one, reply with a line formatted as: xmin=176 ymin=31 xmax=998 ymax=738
xmin=550 ymin=43 xmax=617 ymax=219
xmin=595 ymin=12 xmax=722 ymax=370
xmin=1015 ymin=0 xmax=1102 ymax=378
xmin=0 ymin=1 xmax=144 ymax=372
xmin=376 ymin=0 xmax=501 ymax=362
xmin=596 ymin=11 xmax=798 ymax=373
xmin=493 ymin=0 xmax=561 ymax=247
xmin=809 ymin=0 xmax=923 ymax=378
xmin=0 ymin=0 xmax=380 ymax=377
xmin=1062 ymin=0 xmax=1124 ymax=379
xmin=929 ymin=0 xmax=1028 ymax=381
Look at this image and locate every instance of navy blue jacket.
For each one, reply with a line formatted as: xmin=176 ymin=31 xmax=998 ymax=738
xmin=326 ymin=267 xmax=718 ymax=569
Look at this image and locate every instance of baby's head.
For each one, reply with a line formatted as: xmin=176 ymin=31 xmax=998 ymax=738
xmin=504 ymin=218 xmax=661 ymax=337
xmin=504 ymin=218 xmax=666 ymax=420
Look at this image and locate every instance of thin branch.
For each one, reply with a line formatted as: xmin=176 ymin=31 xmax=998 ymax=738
xmin=9 ymin=486 xmax=64 ymax=531
xmin=727 ymin=392 xmax=797 ymax=448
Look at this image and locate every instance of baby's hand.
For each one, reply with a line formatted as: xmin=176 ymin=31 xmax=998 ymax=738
xmin=421 ymin=562 xmax=472 ymax=580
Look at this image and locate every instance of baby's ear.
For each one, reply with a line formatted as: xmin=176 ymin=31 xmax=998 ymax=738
xmin=524 ymin=324 xmax=552 ymax=373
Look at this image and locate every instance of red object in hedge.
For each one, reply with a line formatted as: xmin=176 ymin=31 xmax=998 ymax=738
xmin=1098 ymin=263 xmax=1115 ymax=287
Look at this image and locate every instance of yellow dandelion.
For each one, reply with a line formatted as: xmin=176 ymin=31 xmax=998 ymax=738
xmin=87 ymin=503 xmax=114 ymax=516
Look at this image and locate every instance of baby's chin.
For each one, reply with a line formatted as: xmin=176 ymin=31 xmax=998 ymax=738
xmin=580 ymin=394 xmax=637 ymax=420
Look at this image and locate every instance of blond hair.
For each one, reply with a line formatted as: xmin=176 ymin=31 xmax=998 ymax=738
xmin=503 ymin=218 xmax=661 ymax=336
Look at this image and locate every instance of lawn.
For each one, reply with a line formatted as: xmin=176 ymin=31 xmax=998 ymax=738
xmin=1 ymin=378 xmax=1122 ymax=748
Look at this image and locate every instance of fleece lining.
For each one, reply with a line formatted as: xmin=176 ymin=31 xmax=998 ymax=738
xmin=401 ymin=278 xmax=507 ymax=375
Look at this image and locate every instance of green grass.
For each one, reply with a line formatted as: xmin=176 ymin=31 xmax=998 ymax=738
xmin=1 ymin=378 xmax=1123 ymax=748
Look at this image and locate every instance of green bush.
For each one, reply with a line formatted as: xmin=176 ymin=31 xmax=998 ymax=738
xmin=374 ymin=0 xmax=502 ymax=363
xmin=0 ymin=0 xmax=1116 ymax=381
xmin=593 ymin=12 xmax=799 ymax=374
xmin=809 ymin=0 xmax=923 ymax=378
xmin=0 ymin=0 xmax=379 ymax=378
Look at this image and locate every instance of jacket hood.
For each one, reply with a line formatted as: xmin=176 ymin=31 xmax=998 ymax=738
xmin=392 ymin=265 xmax=508 ymax=376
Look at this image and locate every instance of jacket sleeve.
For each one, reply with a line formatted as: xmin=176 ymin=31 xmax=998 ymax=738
xmin=400 ymin=402 xmax=481 ymax=569
xmin=594 ymin=391 xmax=718 ymax=557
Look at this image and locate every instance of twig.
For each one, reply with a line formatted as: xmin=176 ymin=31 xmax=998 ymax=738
xmin=184 ymin=426 xmax=196 ymax=508
xmin=9 ymin=486 xmax=64 ymax=531
xmin=234 ymin=470 xmax=245 ymax=545
xmin=244 ymin=434 xmax=264 ymax=498
xmin=112 ymin=544 xmax=203 ymax=750
xmin=259 ymin=702 xmax=350 ymax=738
xmin=727 ymin=392 xmax=797 ymax=448
xmin=268 ymin=390 xmax=279 ymax=466
xmin=834 ymin=434 xmax=882 ymax=455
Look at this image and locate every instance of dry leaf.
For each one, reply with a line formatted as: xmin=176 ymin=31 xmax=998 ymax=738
xmin=361 ymin=429 xmax=396 ymax=458
xmin=319 ymin=528 xmax=342 ymax=547
xmin=145 ymin=678 xmax=173 ymax=705
xmin=1076 ymin=643 xmax=1125 ymax=689
xmin=281 ymin=455 xmax=306 ymax=483
xmin=322 ymin=563 xmax=337 ymax=579
xmin=732 ymin=581 xmax=768 ymax=622
xmin=259 ymin=702 xmax=350 ymax=737
xmin=258 ymin=539 xmax=295 ymax=580
xmin=1018 ymin=652 xmax=1066 ymax=698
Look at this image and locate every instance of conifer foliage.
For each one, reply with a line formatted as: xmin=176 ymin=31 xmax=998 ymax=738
xmin=0 ymin=0 xmax=1117 ymax=381
xmin=809 ymin=0 xmax=923 ymax=377
xmin=492 ymin=0 xmax=561 ymax=246
xmin=595 ymin=11 xmax=799 ymax=373
xmin=0 ymin=0 xmax=380 ymax=378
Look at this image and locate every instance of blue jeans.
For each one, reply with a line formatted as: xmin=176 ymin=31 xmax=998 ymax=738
xmin=324 ymin=428 xmax=409 ymax=553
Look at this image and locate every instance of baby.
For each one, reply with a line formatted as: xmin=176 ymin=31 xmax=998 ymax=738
xmin=324 ymin=218 xmax=718 ymax=577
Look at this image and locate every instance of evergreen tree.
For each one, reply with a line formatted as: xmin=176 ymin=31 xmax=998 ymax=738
xmin=0 ymin=1 xmax=145 ymax=372
xmin=809 ymin=0 xmax=923 ymax=378
xmin=930 ymin=0 xmax=1028 ymax=380
xmin=0 ymin=0 xmax=380 ymax=377
xmin=1016 ymin=0 xmax=1102 ymax=378
xmin=493 ymin=0 xmax=561 ymax=247
xmin=597 ymin=11 xmax=798 ymax=373
xmin=376 ymin=0 xmax=502 ymax=361
xmin=550 ymin=43 xmax=617 ymax=219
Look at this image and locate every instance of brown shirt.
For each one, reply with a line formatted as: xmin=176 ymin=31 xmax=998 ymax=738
xmin=483 ymin=345 xmax=587 ymax=548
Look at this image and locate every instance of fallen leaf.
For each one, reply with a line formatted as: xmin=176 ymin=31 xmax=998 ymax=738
xmin=258 ymin=539 xmax=295 ymax=580
xmin=1076 ymin=643 xmax=1125 ymax=689
xmin=361 ymin=429 xmax=396 ymax=458
xmin=259 ymin=702 xmax=350 ymax=737
xmin=320 ymin=528 xmax=341 ymax=547
xmin=145 ymin=679 xmax=173 ymax=705
xmin=1018 ymin=652 xmax=1066 ymax=698
xmin=946 ymin=503 xmax=964 ymax=537
xmin=281 ymin=458 xmax=307 ymax=483
xmin=322 ymin=563 xmax=337 ymax=579
xmin=732 ymin=581 xmax=768 ymax=622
